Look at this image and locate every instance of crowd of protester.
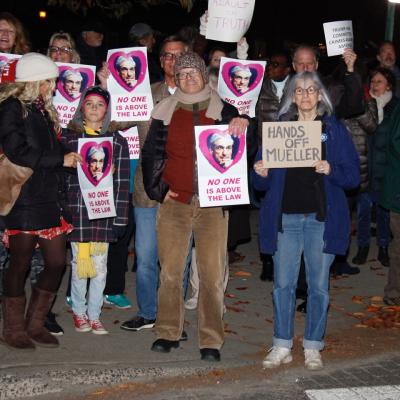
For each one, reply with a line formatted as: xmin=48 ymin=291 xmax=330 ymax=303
xmin=0 ymin=10 xmax=400 ymax=371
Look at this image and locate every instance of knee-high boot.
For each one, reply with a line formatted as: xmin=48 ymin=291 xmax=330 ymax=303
xmin=25 ymin=288 xmax=59 ymax=348
xmin=1 ymin=295 xmax=35 ymax=350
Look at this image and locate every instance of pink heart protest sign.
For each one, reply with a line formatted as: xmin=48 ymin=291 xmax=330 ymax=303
xmin=221 ymin=62 xmax=264 ymax=97
xmin=198 ymin=128 xmax=245 ymax=174
xmin=80 ymin=141 xmax=112 ymax=186
xmin=108 ymin=50 xmax=147 ymax=92
xmin=57 ymin=66 xmax=95 ymax=102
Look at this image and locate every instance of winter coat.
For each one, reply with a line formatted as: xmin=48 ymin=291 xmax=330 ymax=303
xmin=369 ymin=96 xmax=399 ymax=193
xmin=380 ymin=101 xmax=400 ymax=214
xmin=132 ymin=81 xmax=171 ymax=208
xmin=142 ymin=101 xmax=256 ymax=203
xmin=61 ymin=120 xmax=130 ymax=243
xmin=256 ymin=77 xmax=290 ymax=141
xmin=343 ymin=99 xmax=378 ymax=192
xmin=252 ymin=114 xmax=360 ymax=256
xmin=0 ymin=97 xmax=69 ymax=230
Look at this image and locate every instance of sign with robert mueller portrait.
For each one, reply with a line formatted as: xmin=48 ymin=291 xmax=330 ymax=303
xmin=107 ymin=47 xmax=153 ymax=121
xmin=53 ymin=62 xmax=96 ymax=128
xmin=218 ymin=57 xmax=265 ymax=117
xmin=262 ymin=121 xmax=321 ymax=168
xmin=195 ymin=124 xmax=249 ymax=207
xmin=77 ymin=137 xmax=117 ymax=220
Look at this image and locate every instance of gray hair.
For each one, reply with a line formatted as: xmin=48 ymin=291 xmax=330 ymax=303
xmin=63 ymin=69 xmax=83 ymax=81
xmin=116 ymin=56 xmax=136 ymax=69
xmin=208 ymin=132 xmax=234 ymax=149
xmin=231 ymin=65 xmax=252 ymax=77
xmin=278 ymin=71 xmax=333 ymax=119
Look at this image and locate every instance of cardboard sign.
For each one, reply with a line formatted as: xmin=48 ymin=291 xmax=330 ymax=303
xmin=119 ymin=126 xmax=139 ymax=160
xmin=218 ymin=57 xmax=265 ymax=117
xmin=53 ymin=63 xmax=96 ymax=127
xmin=77 ymin=137 xmax=117 ymax=220
xmin=107 ymin=47 xmax=153 ymax=121
xmin=195 ymin=124 xmax=249 ymax=207
xmin=323 ymin=20 xmax=353 ymax=57
xmin=206 ymin=0 xmax=255 ymax=42
xmin=262 ymin=121 xmax=322 ymax=168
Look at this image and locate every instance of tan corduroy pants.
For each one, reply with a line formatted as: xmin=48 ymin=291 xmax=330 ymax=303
xmin=156 ymin=196 xmax=228 ymax=349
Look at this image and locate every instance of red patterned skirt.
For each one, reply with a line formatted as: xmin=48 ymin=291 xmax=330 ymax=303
xmin=3 ymin=217 xmax=73 ymax=248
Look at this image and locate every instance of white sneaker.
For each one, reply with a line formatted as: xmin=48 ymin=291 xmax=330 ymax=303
xmin=304 ymin=349 xmax=323 ymax=370
xmin=262 ymin=346 xmax=292 ymax=368
xmin=184 ymin=297 xmax=198 ymax=310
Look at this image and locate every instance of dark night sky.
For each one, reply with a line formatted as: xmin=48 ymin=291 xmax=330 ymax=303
xmin=0 ymin=0 xmax=396 ymax=58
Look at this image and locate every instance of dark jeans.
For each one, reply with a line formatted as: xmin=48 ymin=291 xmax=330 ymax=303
xmin=356 ymin=191 xmax=390 ymax=247
xmin=104 ymin=200 xmax=135 ymax=295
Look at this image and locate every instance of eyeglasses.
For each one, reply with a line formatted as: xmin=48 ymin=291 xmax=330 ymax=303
xmin=294 ymin=86 xmax=318 ymax=96
xmin=162 ymin=52 xmax=182 ymax=61
xmin=0 ymin=29 xmax=16 ymax=36
xmin=49 ymin=46 xmax=73 ymax=54
xmin=176 ymin=70 xmax=200 ymax=80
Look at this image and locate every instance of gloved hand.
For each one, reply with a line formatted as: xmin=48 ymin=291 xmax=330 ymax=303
xmin=237 ymin=37 xmax=249 ymax=60
xmin=199 ymin=10 xmax=208 ymax=36
xmin=112 ymin=224 xmax=126 ymax=240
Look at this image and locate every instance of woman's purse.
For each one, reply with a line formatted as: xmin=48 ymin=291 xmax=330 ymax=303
xmin=0 ymin=153 xmax=33 ymax=216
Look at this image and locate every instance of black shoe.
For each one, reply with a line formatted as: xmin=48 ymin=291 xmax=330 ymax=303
xmin=120 ymin=316 xmax=155 ymax=331
xmin=378 ymin=247 xmax=390 ymax=267
xmin=200 ymin=348 xmax=221 ymax=362
xmin=352 ymin=246 xmax=369 ymax=265
xmin=44 ymin=311 xmax=64 ymax=336
xmin=296 ymin=300 xmax=307 ymax=314
xmin=331 ymin=261 xmax=360 ymax=276
xmin=180 ymin=330 xmax=188 ymax=341
xmin=151 ymin=338 xmax=179 ymax=353
xmin=260 ymin=255 xmax=273 ymax=281
xmin=384 ymin=296 xmax=400 ymax=306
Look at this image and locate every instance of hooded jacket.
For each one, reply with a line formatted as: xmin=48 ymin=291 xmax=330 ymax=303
xmin=61 ymin=89 xmax=130 ymax=243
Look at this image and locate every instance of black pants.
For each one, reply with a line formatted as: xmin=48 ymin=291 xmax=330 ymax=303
xmin=104 ymin=200 xmax=135 ymax=295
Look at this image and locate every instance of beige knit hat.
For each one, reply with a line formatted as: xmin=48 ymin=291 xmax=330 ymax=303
xmin=174 ymin=51 xmax=208 ymax=83
xmin=15 ymin=52 xmax=59 ymax=82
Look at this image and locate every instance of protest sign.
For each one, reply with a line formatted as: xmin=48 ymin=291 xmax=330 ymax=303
xmin=195 ymin=124 xmax=249 ymax=207
xmin=262 ymin=121 xmax=322 ymax=168
xmin=77 ymin=137 xmax=117 ymax=220
xmin=218 ymin=57 xmax=265 ymax=117
xmin=206 ymin=0 xmax=255 ymax=42
xmin=0 ymin=53 xmax=20 ymax=74
xmin=53 ymin=63 xmax=96 ymax=127
xmin=323 ymin=20 xmax=353 ymax=57
xmin=119 ymin=126 xmax=140 ymax=160
xmin=107 ymin=47 xmax=153 ymax=121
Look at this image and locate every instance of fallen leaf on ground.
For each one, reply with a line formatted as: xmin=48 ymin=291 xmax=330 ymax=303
xmin=234 ymin=271 xmax=252 ymax=277
xmin=352 ymin=295 xmax=365 ymax=304
xmin=226 ymin=305 xmax=245 ymax=313
xmin=235 ymin=287 xmax=248 ymax=291
xmin=225 ymin=293 xmax=236 ymax=298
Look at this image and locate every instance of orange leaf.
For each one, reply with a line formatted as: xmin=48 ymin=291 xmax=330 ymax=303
xmin=234 ymin=271 xmax=252 ymax=277
xmin=235 ymin=286 xmax=248 ymax=291
xmin=351 ymin=295 xmax=364 ymax=304
xmin=367 ymin=306 xmax=380 ymax=312
xmin=370 ymin=296 xmax=383 ymax=302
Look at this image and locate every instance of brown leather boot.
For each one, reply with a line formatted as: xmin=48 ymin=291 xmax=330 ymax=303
xmin=26 ymin=288 xmax=59 ymax=348
xmin=1 ymin=296 xmax=35 ymax=350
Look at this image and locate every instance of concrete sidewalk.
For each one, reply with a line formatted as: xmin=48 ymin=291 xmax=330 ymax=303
xmin=0 ymin=210 xmax=399 ymax=399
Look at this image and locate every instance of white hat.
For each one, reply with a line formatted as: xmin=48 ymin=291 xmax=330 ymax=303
xmin=15 ymin=52 xmax=59 ymax=82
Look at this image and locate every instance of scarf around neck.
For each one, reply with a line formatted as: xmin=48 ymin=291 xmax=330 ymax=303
xmin=151 ymin=85 xmax=223 ymax=125
xmin=370 ymin=90 xmax=392 ymax=123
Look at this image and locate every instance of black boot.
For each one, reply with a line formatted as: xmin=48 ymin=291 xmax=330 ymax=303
xmin=378 ymin=247 xmax=390 ymax=267
xmin=260 ymin=254 xmax=273 ymax=281
xmin=351 ymin=246 xmax=369 ymax=265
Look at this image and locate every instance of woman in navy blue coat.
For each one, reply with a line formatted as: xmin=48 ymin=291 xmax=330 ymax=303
xmin=253 ymin=71 xmax=360 ymax=371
